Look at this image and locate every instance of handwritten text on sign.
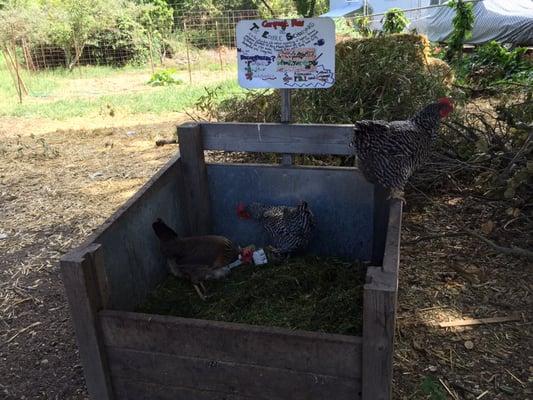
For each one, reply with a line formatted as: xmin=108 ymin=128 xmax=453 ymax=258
xmin=236 ymin=18 xmax=335 ymax=89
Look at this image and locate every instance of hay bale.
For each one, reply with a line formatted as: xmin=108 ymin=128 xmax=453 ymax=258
xmin=219 ymin=34 xmax=451 ymax=123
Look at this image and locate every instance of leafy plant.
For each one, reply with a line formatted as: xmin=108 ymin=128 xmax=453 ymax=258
xmin=420 ymin=376 xmax=447 ymax=400
xmin=382 ymin=8 xmax=409 ymax=34
xmin=446 ymin=0 xmax=474 ymax=61
xmin=147 ymin=68 xmax=182 ymax=86
xmin=293 ymin=0 xmax=316 ymax=17
xmin=468 ymin=41 xmax=530 ymax=84
xmin=355 ymin=15 xmax=372 ymax=37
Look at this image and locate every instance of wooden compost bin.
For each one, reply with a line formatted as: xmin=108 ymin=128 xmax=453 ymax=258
xmin=60 ymin=122 xmax=402 ymax=400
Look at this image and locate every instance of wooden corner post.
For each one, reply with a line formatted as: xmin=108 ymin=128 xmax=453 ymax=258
xmin=362 ymin=268 xmax=397 ymax=400
xmin=362 ymin=199 xmax=402 ymax=400
xmin=60 ymin=243 xmax=113 ymax=400
xmin=177 ymin=122 xmax=212 ymax=235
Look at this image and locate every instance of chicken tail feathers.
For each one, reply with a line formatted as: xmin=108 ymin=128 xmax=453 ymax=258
xmin=152 ymin=218 xmax=178 ymax=242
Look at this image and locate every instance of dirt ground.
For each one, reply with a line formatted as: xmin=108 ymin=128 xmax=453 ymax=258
xmin=0 ymin=118 xmax=531 ymax=399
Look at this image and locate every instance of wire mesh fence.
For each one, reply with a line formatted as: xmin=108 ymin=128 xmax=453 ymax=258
xmin=0 ymin=2 xmax=461 ymax=106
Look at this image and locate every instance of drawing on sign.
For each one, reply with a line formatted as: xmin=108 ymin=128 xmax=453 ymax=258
xmin=236 ymin=18 xmax=335 ymax=89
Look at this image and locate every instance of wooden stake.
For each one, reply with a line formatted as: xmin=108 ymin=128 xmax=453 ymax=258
xmin=280 ymin=89 xmax=292 ymax=165
xmin=215 ymin=20 xmax=224 ymax=71
xmin=5 ymin=44 xmax=28 ymax=102
xmin=21 ymin=39 xmax=36 ymax=71
xmin=40 ymin=43 xmax=47 ymax=69
xmin=183 ymin=21 xmax=192 ymax=84
xmin=1 ymin=48 xmax=21 ymax=98
xmin=439 ymin=314 xmax=522 ymax=328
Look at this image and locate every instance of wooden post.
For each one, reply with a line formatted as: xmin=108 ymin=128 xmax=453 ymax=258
xmin=177 ymin=122 xmax=211 ymax=235
xmin=362 ymin=199 xmax=402 ymax=400
xmin=183 ymin=21 xmax=193 ymax=84
xmin=6 ymin=44 xmax=28 ymax=102
xmin=2 ymin=48 xmax=21 ymax=100
xmin=280 ymin=89 xmax=293 ymax=165
xmin=40 ymin=43 xmax=47 ymax=69
xmin=60 ymin=243 xmax=114 ymax=400
xmin=215 ymin=20 xmax=224 ymax=71
xmin=362 ymin=267 xmax=397 ymax=400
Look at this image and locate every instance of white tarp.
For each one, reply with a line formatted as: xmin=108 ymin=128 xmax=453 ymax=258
xmin=410 ymin=0 xmax=533 ymax=45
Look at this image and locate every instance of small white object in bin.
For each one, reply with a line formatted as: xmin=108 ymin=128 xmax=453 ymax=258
xmin=252 ymin=249 xmax=268 ymax=265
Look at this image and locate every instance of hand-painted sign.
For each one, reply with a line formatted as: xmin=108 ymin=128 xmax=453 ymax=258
xmin=236 ymin=18 xmax=335 ymax=89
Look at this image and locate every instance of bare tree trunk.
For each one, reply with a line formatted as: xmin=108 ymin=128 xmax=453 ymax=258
xmin=147 ymin=29 xmax=155 ymax=74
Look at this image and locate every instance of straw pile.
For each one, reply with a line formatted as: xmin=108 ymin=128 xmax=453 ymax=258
xmin=218 ymin=34 xmax=451 ymax=123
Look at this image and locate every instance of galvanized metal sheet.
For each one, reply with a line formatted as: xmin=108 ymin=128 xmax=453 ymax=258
xmin=207 ymin=163 xmax=374 ymax=260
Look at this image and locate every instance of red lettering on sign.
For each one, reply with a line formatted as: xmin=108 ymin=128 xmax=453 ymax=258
xmin=291 ymin=19 xmax=304 ymax=27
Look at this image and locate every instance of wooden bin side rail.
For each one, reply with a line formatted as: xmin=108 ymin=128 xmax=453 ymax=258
xmin=199 ymin=122 xmax=355 ymax=155
xmin=60 ymin=243 xmax=114 ymax=400
xmin=362 ymin=199 xmax=402 ymax=400
xmin=177 ymin=121 xmax=356 ymax=236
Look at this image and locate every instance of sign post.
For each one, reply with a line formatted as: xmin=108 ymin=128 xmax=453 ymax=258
xmin=236 ymin=17 xmax=336 ymax=163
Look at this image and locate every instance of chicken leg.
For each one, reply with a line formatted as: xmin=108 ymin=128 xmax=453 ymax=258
xmin=388 ymin=188 xmax=406 ymax=205
xmin=193 ymin=284 xmax=207 ymax=301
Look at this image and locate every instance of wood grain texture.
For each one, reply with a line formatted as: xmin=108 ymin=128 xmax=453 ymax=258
xmin=361 ymin=267 xmax=397 ymax=400
xmin=361 ymin=200 xmax=402 ymax=400
xmin=382 ymin=199 xmax=403 ymax=276
xmin=200 ymin=122 xmax=354 ymax=155
xmin=99 ymin=310 xmax=362 ymax=380
xmin=178 ymin=122 xmax=212 ymax=235
xmin=107 ymin=347 xmax=361 ymax=400
xmin=60 ymin=244 xmax=114 ymax=400
xmin=65 ymin=154 xmax=185 ymax=311
xmin=112 ymin=378 xmax=253 ymax=400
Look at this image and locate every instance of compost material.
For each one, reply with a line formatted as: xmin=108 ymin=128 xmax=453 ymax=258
xmin=138 ymin=255 xmax=367 ymax=335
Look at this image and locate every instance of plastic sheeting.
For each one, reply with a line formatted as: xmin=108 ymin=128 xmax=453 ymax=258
xmin=410 ymin=0 xmax=533 ymax=45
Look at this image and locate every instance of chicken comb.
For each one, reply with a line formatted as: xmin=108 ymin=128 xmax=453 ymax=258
xmin=438 ymin=97 xmax=453 ymax=108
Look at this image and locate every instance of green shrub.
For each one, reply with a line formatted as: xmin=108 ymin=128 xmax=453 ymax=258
xmin=468 ymin=41 xmax=531 ymax=83
xmin=382 ymin=8 xmax=409 ymax=34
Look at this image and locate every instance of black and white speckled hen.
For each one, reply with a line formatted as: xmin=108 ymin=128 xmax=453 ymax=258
xmin=352 ymin=98 xmax=453 ymax=201
xmin=236 ymin=201 xmax=315 ymax=257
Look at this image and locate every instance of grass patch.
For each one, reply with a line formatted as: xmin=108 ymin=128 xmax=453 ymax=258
xmin=0 ymin=78 xmax=241 ymax=119
xmin=138 ymin=255 xmax=367 ymax=335
xmin=0 ymin=51 xmax=241 ymax=119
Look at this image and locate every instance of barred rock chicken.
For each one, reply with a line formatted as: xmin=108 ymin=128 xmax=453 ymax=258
xmin=152 ymin=218 xmax=242 ymax=300
xmin=352 ymin=98 xmax=453 ymax=202
xmin=236 ymin=201 xmax=315 ymax=257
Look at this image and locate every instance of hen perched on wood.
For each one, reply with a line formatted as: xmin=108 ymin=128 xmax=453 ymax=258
xmin=152 ymin=218 xmax=242 ymax=299
xmin=352 ymin=98 xmax=453 ymax=201
xmin=236 ymin=201 xmax=316 ymax=256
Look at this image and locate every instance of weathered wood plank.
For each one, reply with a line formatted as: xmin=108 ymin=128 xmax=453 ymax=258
xmin=361 ymin=267 xmax=398 ymax=400
xmin=200 ymin=122 xmax=354 ymax=155
xmin=81 ymin=155 xmax=184 ymax=311
xmin=113 ymin=378 xmax=253 ymax=400
xmin=178 ymin=122 xmax=212 ymax=235
xmin=371 ymin=185 xmax=390 ymax=266
xmin=382 ymin=199 xmax=403 ymax=276
xmin=60 ymin=244 xmax=114 ymax=400
xmin=107 ymin=347 xmax=361 ymax=400
xmin=99 ymin=310 xmax=362 ymax=379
